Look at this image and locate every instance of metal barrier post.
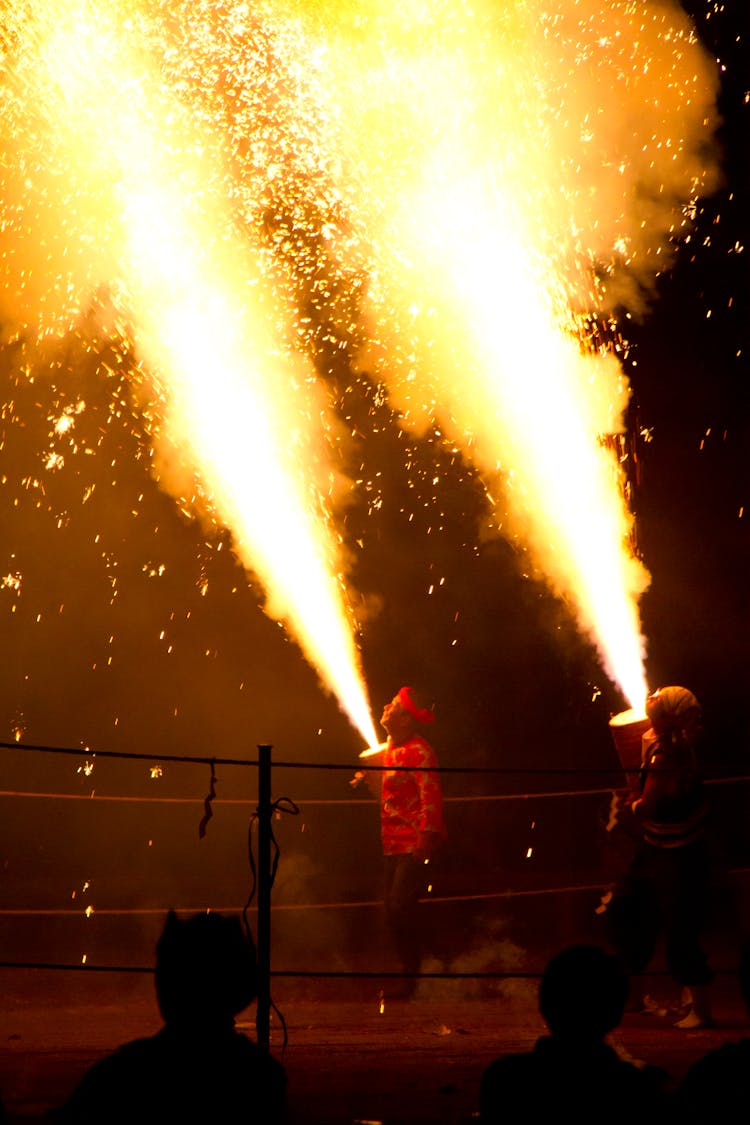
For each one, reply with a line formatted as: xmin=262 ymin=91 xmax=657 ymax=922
xmin=256 ymin=744 xmax=272 ymax=1051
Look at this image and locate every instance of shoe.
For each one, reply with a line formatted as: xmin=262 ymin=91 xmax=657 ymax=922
xmin=674 ymin=986 xmax=713 ymax=1030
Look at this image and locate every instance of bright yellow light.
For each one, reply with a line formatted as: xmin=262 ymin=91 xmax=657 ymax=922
xmin=0 ymin=0 xmax=378 ymax=748
xmin=0 ymin=0 xmax=720 ymax=733
xmin=297 ymin=0 xmax=719 ymax=713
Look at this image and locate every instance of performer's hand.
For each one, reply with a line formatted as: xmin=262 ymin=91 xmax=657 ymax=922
xmin=350 ymin=769 xmax=380 ymax=797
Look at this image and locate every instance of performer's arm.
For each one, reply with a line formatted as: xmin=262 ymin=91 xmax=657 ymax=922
xmin=350 ymin=745 xmax=386 ymax=797
xmin=632 ymin=748 xmax=673 ymax=816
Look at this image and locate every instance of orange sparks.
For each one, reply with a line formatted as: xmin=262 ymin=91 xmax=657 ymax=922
xmin=0 ymin=0 xmax=378 ymax=748
xmin=0 ymin=0 xmax=724 ymax=729
xmin=297 ymin=0 xmax=720 ymax=711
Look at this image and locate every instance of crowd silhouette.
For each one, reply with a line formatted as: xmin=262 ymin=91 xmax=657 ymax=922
xmin=30 ymin=926 xmax=745 ymax=1123
xmin=1 ymin=908 xmax=745 ymax=1122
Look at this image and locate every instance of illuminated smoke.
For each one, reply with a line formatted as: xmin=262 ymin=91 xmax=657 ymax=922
xmin=0 ymin=1 xmax=379 ymax=748
xmin=294 ymin=0 xmax=721 ymax=711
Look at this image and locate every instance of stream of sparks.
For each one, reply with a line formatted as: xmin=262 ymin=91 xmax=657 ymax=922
xmin=0 ymin=0 xmax=721 ymax=729
xmin=294 ymin=0 xmax=719 ymax=713
xmin=0 ymin=0 xmax=379 ymax=748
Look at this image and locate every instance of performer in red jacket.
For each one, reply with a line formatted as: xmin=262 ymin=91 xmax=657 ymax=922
xmin=377 ymin=685 xmax=446 ymax=997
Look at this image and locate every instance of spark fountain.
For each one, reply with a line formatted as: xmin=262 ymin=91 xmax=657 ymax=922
xmin=0 ymin=0 xmax=722 ymax=746
xmin=0 ymin=0 xmax=379 ymax=749
xmin=290 ymin=0 xmax=720 ymax=716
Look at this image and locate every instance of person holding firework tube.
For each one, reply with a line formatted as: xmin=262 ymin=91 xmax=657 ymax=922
xmin=359 ymin=686 xmax=446 ymax=999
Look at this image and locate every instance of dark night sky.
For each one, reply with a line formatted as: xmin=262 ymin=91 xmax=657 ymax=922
xmin=0 ymin=1 xmax=746 ymax=968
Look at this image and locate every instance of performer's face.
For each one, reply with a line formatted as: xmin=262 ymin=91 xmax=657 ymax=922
xmin=380 ymin=693 xmax=407 ymax=732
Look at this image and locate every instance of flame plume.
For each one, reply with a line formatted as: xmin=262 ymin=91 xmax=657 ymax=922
xmin=0 ymin=0 xmax=721 ymax=730
xmin=294 ymin=0 xmax=720 ymax=712
xmin=0 ymin=0 xmax=379 ymax=748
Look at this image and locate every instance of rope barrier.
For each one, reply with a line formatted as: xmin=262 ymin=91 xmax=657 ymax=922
xmin=2 ymin=867 xmax=749 ymax=918
xmin=0 ymin=771 xmax=747 ymax=807
xmin=0 ymin=787 xmax=611 ymax=804
xmin=0 ymin=960 xmax=740 ymax=980
xmin=0 ymin=740 xmax=257 ymax=767
xmin=3 ymin=739 xmax=748 ymax=996
xmin=4 ymin=737 xmax=748 ymax=784
xmin=0 ymin=790 xmax=239 ymax=804
xmin=0 ymin=738 xmax=698 ymax=776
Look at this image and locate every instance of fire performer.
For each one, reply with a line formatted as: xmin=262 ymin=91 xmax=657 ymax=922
xmin=360 ymin=686 xmax=446 ymax=998
xmin=605 ymin=685 xmax=714 ymax=1028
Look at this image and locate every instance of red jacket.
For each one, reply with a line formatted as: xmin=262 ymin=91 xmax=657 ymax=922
xmin=381 ymin=734 xmax=446 ymax=855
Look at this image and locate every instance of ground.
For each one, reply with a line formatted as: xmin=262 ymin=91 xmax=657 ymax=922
xmin=0 ymin=970 xmax=746 ymax=1123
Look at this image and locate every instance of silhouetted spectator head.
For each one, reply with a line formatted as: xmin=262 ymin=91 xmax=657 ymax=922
xmin=539 ymin=945 xmax=630 ymax=1041
xmin=155 ymin=911 xmax=258 ymax=1026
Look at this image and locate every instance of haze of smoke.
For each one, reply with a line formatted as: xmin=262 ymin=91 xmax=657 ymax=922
xmin=420 ymin=917 xmax=532 ymax=1002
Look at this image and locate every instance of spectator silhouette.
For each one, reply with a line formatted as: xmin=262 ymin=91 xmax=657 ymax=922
xmin=479 ymin=944 xmax=672 ymax=1124
xmin=674 ymin=941 xmax=750 ymax=1121
xmin=51 ymin=910 xmax=286 ymax=1124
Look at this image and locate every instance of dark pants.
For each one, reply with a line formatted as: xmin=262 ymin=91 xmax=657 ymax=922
xmin=606 ymin=841 xmax=713 ymax=987
xmin=383 ymin=853 xmax=427 ymax=978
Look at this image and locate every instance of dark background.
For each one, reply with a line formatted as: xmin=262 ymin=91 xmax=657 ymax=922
xmin=0 ymin=1 xmax=746 ymax=974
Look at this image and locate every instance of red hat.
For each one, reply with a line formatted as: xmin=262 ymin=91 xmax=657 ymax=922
xmin=398 ymin=686 xmax=435 ymax=725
